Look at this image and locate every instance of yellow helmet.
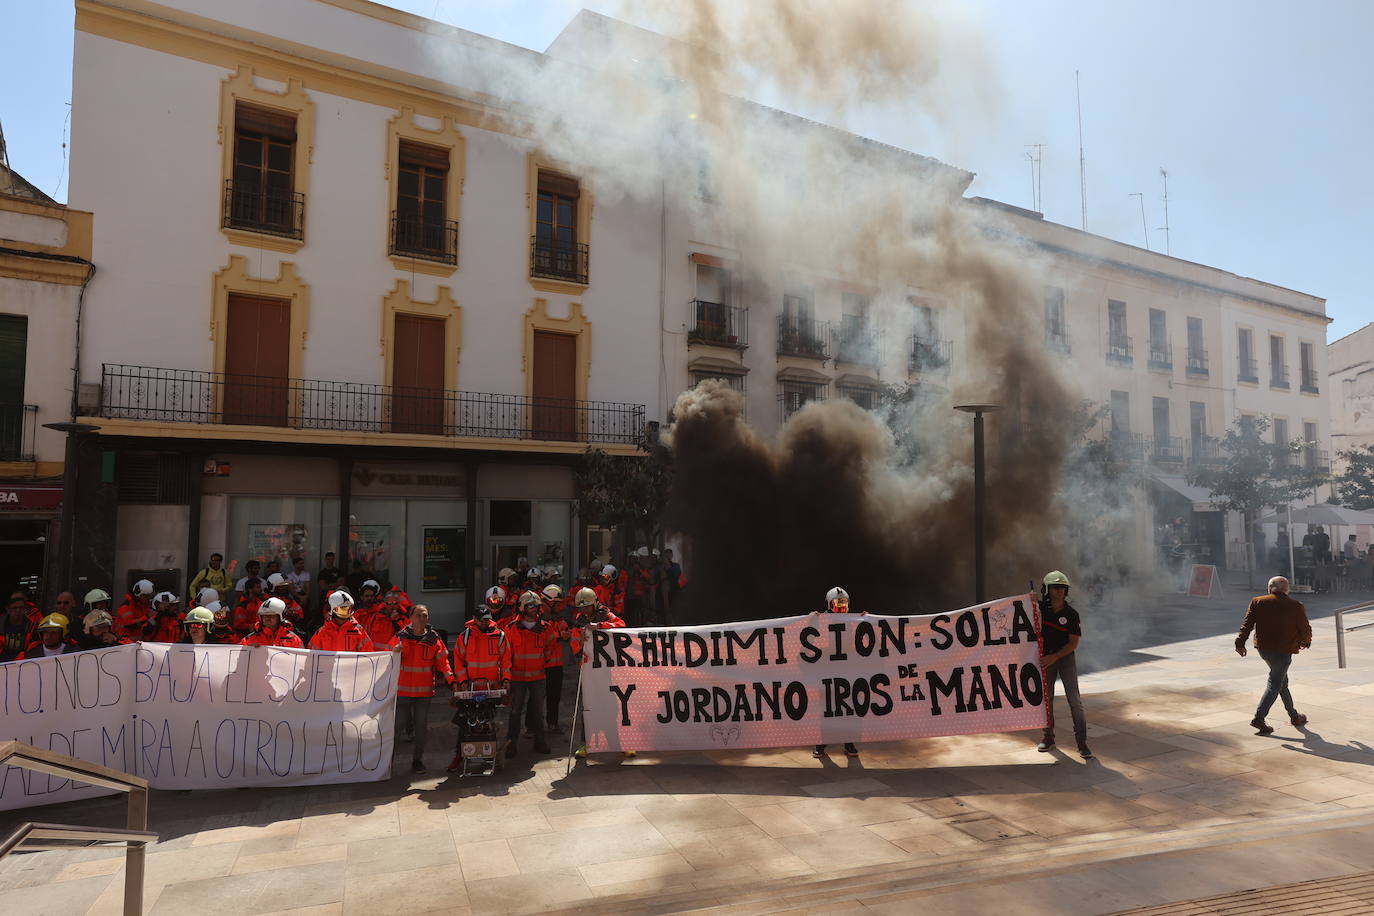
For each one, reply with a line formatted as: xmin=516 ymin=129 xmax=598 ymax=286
xmin=37 ymin=613 xmax=69 ymax=634
xmin=1043 ymin=570 xmax=1071 ymax=588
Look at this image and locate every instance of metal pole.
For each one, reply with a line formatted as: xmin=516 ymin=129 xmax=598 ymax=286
xmin=565 ymin=662 xmax=584 ymax=776
xmin=124 ymin=785 xmax=147 ymax=916
xmin=1287 ymin=503 xmax=1296 ymax=586
xmin=1337 ymin=608 xmax=1347 ymax=669
xmin=974 ymin=410 xmax=987 ymax=604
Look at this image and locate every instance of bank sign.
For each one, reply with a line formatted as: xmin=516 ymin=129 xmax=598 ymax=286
xmin=0 ymin=485 xmax=63 ymax=511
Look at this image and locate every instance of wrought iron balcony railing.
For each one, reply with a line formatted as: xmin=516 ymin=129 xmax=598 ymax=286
xmin=222 ymin=179 xmax=305 ymax=239
xmin=389 ymin=211 xmax=459 ymax=265
xmin=1107 ymin=334 xmax=1133 ymax=365
xmin=1106 ymin=430 xmax=1148 ymax=462
xmin=835 ymin=315 xmax=883 ymax=367
xmin=99 ymin=365 xmax=644 ymax=444
xmin=530 ymin=236 xmax=589 ymax=285
xmin=1148 ymin=341 xmax=1173 ymax=370
xmin=1153 ymin=435 xmax=1185 ymax=464
xmin=687 ymin=300 xmax=748 ymax=348
xmin=1238 ymin=357 xmax=1259 ymax=383
xmin=1270 ymin=363 xmax=1290 ymax=389
xmin=1301 ymin=368 xmax=1320 ymax=394
xmin=1189 ymin=436 xmax=1225 ymax=465
xmin=777 ymin=315 xmax=831 ymax=360
xmin=779 ymin=381 xmax=828 ymax=422
xmin=0 ymin=404 xmax=36 ymax=462
xmin=909 ymin=335 xmax=952 ymax=373
xmin=1186 ymin=348 xmax=1209 ymax=375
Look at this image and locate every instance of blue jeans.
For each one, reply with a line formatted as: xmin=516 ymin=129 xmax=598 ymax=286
xmin=1256 ymin=650 xmax=1297 ymax=719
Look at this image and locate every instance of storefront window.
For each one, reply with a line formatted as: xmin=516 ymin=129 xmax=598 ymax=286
xmin=226 ymin=496 xmax=338 ymax=580
xmin=350 ymin=497 xmax=406 ymax=589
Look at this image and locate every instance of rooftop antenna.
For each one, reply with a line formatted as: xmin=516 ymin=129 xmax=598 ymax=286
xmin=1129 ymin=192 xmax=1149 ymax=250
xmin=1024 ymin=143 xmax=1045 ymax=212
xmin=1076 ymin=70 xmax=1086 ymax=230
xmin=1158 ymin=167 xmax=1171 ymax=255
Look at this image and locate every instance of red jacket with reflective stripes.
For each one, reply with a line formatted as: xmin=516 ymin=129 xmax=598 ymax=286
xmin=231 ymin=596 xmax=262 ymax=637
xmin=147 ymin=613 xmax=185 ymax=643
xmin=593 ymin=580 xmax=624 ymax=617
xmin=308 ymin=616 xmax=375 ymax=652
xmin=543 ymin=616 xmax=569 ymax=666
xmin=454 ymin=620 xmax=511 ymax=685
xmin=502 ymin=619 xmax=552 ymax=682
xmin=391 ymin=626 xmax=455 ymax=697
xmin=113 ymin=596 xmax=151 ymax=640
xmin=354 ymin=606 xmax=398 ymax=650
xmin=240 ymin=622 xmax=305 ymax=648
xmin=570 ymin=608 xmax=625 ymax=658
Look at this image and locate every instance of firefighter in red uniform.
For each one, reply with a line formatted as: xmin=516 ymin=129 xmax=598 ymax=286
xmin=231 ymin=578 xmax=265 ymax=639
xmin=240 ymin=597 xmax=305 ymax=648
xmin=593 ymin=564 xmax=625 ymax=619
xmin=496 ymin=568 xmax=520 ymax=620
xmin=448 ymin=604 xmax=513 ymax=772
xmin=206 ymin=601 xmax=238 ymax=644
xmin=113 ymin=580 xmax=155 ymax=640
xmin=540 ymin=584 xmax=570 ymax=734
xmin=383 ymin=586 xmax=414 ymax=616
xmin=481 ymin=586 xmax=506 ymax=622
xmin=355 ymin=583 xmax=399 ymax=648
xmin=264 ymin=574 xmax=304 ymax=627
xmin=146 ymin=591 xmax=185 ymax=643
xmin=391 ymin=604 xmax=455 ymax=774
xmin=503 ymin=592 xmax=552 ymax=757
xmin=570 ymin=588 xmax=630 ymax=758
xmin=22 ymin=614 xmax=79 ymax=658
xmin=814 ymin=586 xmax=860 ymax=759
xmin=76 ymin=610 xmax=130 ymax=651
xmin=309 ymin=591 xmax=376 ymax=652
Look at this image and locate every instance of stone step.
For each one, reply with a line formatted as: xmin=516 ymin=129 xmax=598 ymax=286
xmin=548 ymin=805 xmax=1374 ymax=915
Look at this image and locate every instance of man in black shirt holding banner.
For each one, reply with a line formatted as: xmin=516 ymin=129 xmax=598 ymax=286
xmin=1037 ymin=570 xmax=1091 ymax=759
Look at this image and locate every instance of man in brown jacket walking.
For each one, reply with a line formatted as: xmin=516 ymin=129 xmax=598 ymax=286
xmin=1235 ymin=576 xmax=1312 ymax=735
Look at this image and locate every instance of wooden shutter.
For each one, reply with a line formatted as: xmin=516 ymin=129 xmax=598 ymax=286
xmin=0 ymin=315 xmax=27 ymax=404
xmin=223 ymin=295 xmax=290 ymax=426
xmin=235 ymin=102 xmax=297 ymax=141
xmin=531 ymin=331 xmax=577 ymax=440
xmin=391 ymin=314 xmax=446 ymax=434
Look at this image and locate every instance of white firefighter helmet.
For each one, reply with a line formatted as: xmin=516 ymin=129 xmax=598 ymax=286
xmin=83 ymin=588 xmax=111 ymax=609
xmin=574 ymin=587 xmax=598 ymax=608
xmin=153 ymin=591 xmax=179 ymax=606
xmin=484 ymin=585 xmax=506 ymax=606
xmin=600 ymin=564 xmax=617 ymax=579
xmin=196 ymin=587 xmax=220 ymax=604
xmin=328 ymin=590 xmax=355 ymax=616
xmin=266 ymin=573 xmax=287 ymax=588
xmin=826 ymin=586 xmax=850 ymax=606
xmin=132 ymin=579 xmax=155 ymax=597
xmin=361 ymin=579 xmax=380 ymax=594
xmin=259 ymin=597 xmax=287 ymax=617
xmin=636 ymin=546 xmax=650 ymax=557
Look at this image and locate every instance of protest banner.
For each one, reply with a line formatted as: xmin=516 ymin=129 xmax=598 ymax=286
xmin=580 ymin=594 xmax=1046 ymax=753
xmin=0 ymin=643 xmax=398 ymax=810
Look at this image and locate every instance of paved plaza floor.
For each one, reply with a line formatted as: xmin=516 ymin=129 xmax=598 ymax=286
xmin=3 ymin=587 xmax=1373 ymax=915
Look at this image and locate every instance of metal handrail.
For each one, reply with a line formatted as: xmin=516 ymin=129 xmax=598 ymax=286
xmin=1334 ymin=600 xmax=1374 ymax=669
xmin=0 ymin=741 xmax=154 ymax=916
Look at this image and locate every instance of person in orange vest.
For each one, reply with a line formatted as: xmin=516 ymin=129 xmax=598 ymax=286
xmin=380 ymin=587 xmax=413 ymax=628
xmin=206 ymin=601 xmax=238 ymax=644
xmin=354 ymin=582 xmax=398 ymax=649
xmin=240 ymin=597 xmax=305 ymax=648
xmin=231 ymin=578 xmax=265 ymax=639
xmin=447 ymin=603 xmax=513 ymax=772
xmin=569 ymin=588 xmax=631 ymax=759
xmin=145 ymin=591 xmax=184 ymax=643
xmin=593 ymin=564 xmax=625 ymax=620
xmin=308 ymin=591 xmax=376 ymax=652
xmin=495 ymin=569 xmax=521 ymax=621
xmin=22 ymin=614 xmax=79 ymax=658
xmin=264 ymin=574 xmax=304 ymax=627
xmin=502 ymin=591 xmax=552 ymax=757
xmin=76 ymin=610 xmax=130 ymax=651
xmin=540 ymin=584 xmax=570 ymax=734
xmin=113 ymin=579 xmax=155 ymax=640
xmin=391 ymin=604 xmax=455 ymax=775
xmin=357 ymin=579 xmax=382 ymax=613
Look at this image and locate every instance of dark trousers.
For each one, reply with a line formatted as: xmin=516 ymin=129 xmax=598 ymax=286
xmin=396 ymin=695 xmax=432 ymax=763
xmin=544 ymin=664 xmax=564 ymax=726
xmin=1256 ymin=650 xmax=1298 ymax=719
xmin=1042 ymin=653 xmax=1088 ymax=747
xmin=508 ymin=679 xmax=546 ymax=746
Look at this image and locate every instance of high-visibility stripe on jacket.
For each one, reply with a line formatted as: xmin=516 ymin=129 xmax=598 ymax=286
xmin=543 ymin=616 xmax=569 ymax=666
xmin=570 ymin=609 xmax=625 ymax=658
xmin=113 ymin=596 xmax=151 ymax=640
xmin=354 ymin=606 xmax=397 ymax=649
xmin=148 ymin=613 xmax=184 ymax=643
xmin=240 ymin=622 xmax=304 ymax=648
xmin=454 ymin=621 xmax=511 ymax=685
xmin=391 ymin=626 xmax=455 ymax=697
xmin=308 ymin=617 xmax=375 ymax=652
xmin=502 ymin=619 xmax=552 ymax=682
xmin=231 ymin=597 xmax=261 ymax=637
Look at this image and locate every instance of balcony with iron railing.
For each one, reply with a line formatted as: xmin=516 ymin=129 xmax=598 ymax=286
xmin=0 ymin=404 xmax=37 ymax=462
xmin=1301 ymin=367 xmax=1320 ymax=394
xmin=777 ymin=315 xmax=831 ymax=360
xmin=1270 ymin=363 xmax=1290 ymax=389
xmin=1106 ymin=430 xmax=1148 ymax=462
xmin=389 ymin=211 xmax=459 ymax=265
xmin=909 ymin=335 xmax=952 ymax=374
xmin=1186 ymin=348 xmax=1209 ymax=376
xmin=1305 ymin=447 xmax=1331 ymax=473
xmin=779 ymin=382 xmax=828 ymax=422
xmin=835 ymin=315 xmax=883 ymax=367
xmin=1148 ymin=341 xmax=1173 ymax=371
xmin=1238 ymin=357 xmax=1259 ymax=383
xmin=222 ymin=179 xmax=305 ymax=239
xmin=99 ymin=365 xmax=644 ymax=444
xmin=1045 ymin=322 xmax=1070 ymax=354
xmin=1152 ymin=435 xmax=1185 ymax=464
xmin=1189 ymin=436 xmax=1225 ymax=466
xmin=687 ymin=300 xmax=748 ymax=349
xmin=530 ymin=235 xmax=589 ymax=285
xmin=1106 ymin=334 xmax=1133 ymax=366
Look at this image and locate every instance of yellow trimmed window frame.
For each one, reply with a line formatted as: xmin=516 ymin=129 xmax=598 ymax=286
xmin=380 ymin=279 xmax=463 ymax=393
xmin=385 ymin=107 xmax=466 ymax=278
xmin=526 ymin=152 xmax=594 ymax=294
xmin=218 ymin=65 xmax=314 ymax=253
xmin=210 ymin=255 xmax=310 ymax=416
xmin=522 ymin=298 xmax=591 ymax=404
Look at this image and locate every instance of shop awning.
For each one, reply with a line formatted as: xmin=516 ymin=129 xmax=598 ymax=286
xmin=1150 ymin=475 xmax=1218 ymax=513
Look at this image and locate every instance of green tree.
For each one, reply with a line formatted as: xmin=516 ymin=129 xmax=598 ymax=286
xmin=575 ymin=430 xmax=673 ymax=551
xmin=1187 ymin=415 xmax=1327 ymax=584
xmin=1333 ymin=444 xmax=1374 ymax=510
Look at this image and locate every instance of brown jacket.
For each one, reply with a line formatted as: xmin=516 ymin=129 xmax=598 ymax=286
xmin=1236 ymin=593 xmax=1312 ymax=654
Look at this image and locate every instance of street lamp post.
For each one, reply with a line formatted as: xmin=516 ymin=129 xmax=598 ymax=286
xmin=954 ymin=404 xmax=1000 ymax=604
